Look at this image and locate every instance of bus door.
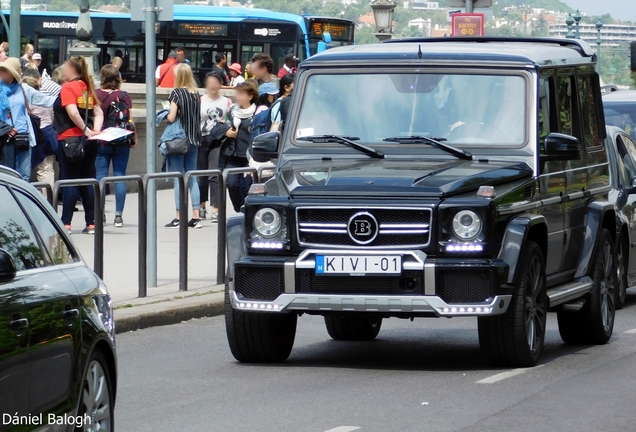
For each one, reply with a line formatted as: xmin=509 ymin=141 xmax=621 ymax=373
xmin=35 ymin=36 xmax=63 ymax=73
xmin=240 ymin=44 xmax=264 ymax=71
xmin=269 ymin=43 xmax=295 ymax=72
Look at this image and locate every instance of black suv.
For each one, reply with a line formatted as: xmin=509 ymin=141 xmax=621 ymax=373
xmin=225 ymin=38 xmax=617 ymax=367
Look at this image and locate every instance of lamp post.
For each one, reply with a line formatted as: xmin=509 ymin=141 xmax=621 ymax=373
xmin=370 ymin=0 xmax=397 ymax=42
xmin=565 ymin=14 xmax=575 ymax=39
xmin=67 ymin=0 xmax=101 ymax=83
xmin=595 ymin=19 xmax=603 ymax=73
xmin=573 ymin=10 xmax=581 ymax=39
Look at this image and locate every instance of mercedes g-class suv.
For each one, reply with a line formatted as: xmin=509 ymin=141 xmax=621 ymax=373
xmin=225 ymin=37 xmax=618 ymax=367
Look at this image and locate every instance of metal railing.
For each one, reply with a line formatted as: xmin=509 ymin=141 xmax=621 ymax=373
xmin=37 ymin=164 xmax=275 ymax=298
xmin=52 ymin=179 xmax=102 ymax=275
xmin=98 ymin=175 xmax=146 ymax=297
xmin=30 ymin=181 xmax=53 ymax=205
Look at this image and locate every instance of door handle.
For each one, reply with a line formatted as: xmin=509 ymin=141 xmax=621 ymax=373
xmin=9 ymin=318 xmax=29 ymax=331
xmin=62 ymin=308 xmax=79 ymax=320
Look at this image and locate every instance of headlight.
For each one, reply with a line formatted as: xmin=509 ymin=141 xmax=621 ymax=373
xmin=94 ymin=294 xmax=114 ymax=339
xmin=254 ymin=208 xmax=282 ymax=238
xmin=452 ymin=210 xmax=482 ymax=240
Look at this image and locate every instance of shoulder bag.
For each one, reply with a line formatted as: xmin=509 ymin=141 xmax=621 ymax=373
xmin=62 ymin=91 xmax=89 ymax=162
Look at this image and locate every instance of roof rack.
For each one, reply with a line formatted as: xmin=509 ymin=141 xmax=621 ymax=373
xmin=383 ymin=37 xmax=595 ymax=58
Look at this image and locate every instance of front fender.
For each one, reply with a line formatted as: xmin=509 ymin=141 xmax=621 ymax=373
xmin=498 ymin=214 xmax=547 ymax=284
xmin=226 ymin=214 xmax=246 ymax=282
xmin=575 ymin=200 xmax=616 ymax=278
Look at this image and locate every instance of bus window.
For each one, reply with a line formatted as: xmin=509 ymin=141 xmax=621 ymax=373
xmin=270 ymin=43 xmax=294 ymax=72
xmin=35 ymin=37 xmax=60 ymax=73
xmin=241 ymin=44 xmax=263 ymax=69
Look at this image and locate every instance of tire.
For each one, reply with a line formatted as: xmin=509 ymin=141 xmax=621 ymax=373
xmin=76 ymin=350 xmax=114 ymax=432
xmin=478 ymin=241 xmax=547 ymax=367
xmin=324 ymin=315 xmax=382 ymax=341
xmin=224 ymin=287 xmax=297 ymax=363
xmin=557 ymin=228 xmax=616 ymax=344
xmin=615 ymin=237 xmax=628 ymax=310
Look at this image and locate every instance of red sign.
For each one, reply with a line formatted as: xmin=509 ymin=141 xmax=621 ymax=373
xmin=451 ymin=13 xmax=485 ymax=37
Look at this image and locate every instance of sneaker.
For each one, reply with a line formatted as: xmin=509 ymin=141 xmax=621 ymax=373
xmin=188 ymin=218 xmax=203 ymax=229
xmin=199 ymin=207 xmax=207 ymax=219
xmin=82 ymin=224 xmax=95 ymax=235
xmin=114 ymin=216 xmax=124 ymax=228
xmin=210 ymin=212 xmax=219 ymax=223
xmin=64 ymin=224 xmax=72 ymax=234
xmin=165 ymin=218 xmax=180 ymax=229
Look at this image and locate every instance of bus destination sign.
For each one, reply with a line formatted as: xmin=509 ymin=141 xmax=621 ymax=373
xmin=310 ymin=21 xmax=352 ymax=41
xmin=177 ymin=23 xmax=228 ymax=36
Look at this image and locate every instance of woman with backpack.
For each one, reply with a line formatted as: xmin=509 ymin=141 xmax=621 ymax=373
xmin=197 ymin=71 xmax=231 ymax=223
xmin=54 ymin=55 xmax=104 ymax=234
xmin=164 ymin=63 xmax=203 ymax=229
xmin=95 ymin=64 xmax=137 ymax=228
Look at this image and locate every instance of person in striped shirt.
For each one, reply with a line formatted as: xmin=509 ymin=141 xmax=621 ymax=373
xmin=40 ymin=68 xmax=62 ymax=97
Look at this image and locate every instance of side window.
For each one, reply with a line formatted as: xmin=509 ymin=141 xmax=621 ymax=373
xmin=618 ymin=135 xmax=636 ymax=185
xmin=0 ymin=185 xmax=45 ymax=271
xmin=577 ymin=74 xmax=602 ymax=147
xmin=538 ymin=77 xmax=551 ymax=147
xmin=14 ymin=190 xmax=76 ymax=265
xmin=556 ymin=74 xmax=574 ymax=136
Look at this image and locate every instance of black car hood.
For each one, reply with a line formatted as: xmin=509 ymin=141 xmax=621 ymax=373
xmin=280 ymin=158 xmax=532 ymax=198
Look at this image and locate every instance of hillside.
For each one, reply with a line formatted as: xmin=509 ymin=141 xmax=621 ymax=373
xmin=487 ymin=0 xmax=574 ymax=13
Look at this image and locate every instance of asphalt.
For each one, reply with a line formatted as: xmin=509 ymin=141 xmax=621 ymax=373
xmin=114 ymin=291 xmax=636 ymax=432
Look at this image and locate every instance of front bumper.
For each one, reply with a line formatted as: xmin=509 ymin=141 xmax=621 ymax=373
xmin=230 ymin=249 xmax=512 ymax=317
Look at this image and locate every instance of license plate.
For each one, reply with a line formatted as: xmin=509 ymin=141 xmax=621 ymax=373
xmin=315 ymin=255 xmax=402 ymax=275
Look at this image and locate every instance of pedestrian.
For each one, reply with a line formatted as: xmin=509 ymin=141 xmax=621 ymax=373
xmin=32 ymin=53 xmax=43 ymax=73
xmin=197 ymin=71 xmax=231 ymax=223
xmin=155 ymin=51 xmax=178 ymax=88
xmin=270 ymin=73 xmax=294 ymax=131
xmin=21 ymin=69 xmax=58 ymax=189
xmin=212 ymin=52 xmax=230 ymax=87
xmin=251 ymin=53 xmax=279 ymax=88
xmin=40 ymin=67 xmax=62 ymax=97
xmin=219 ymin=80 xmax=258 ymax=213
xmin=50 ymin=66 xmax=66 ymax=86
xmin=175 ymin=47 xmax=190 ymax=66
xmin=112 ymin=56 xmax=123 ymax=71
xmin=53 ymin=55 xmax=104 ymax=235
xmin=20 ymin=44 xmax=36 ymax=72
xmin=164 ymin=63 xmax=202 ymax=229
xmin=0 ymin=57 xmax=56 ymax=181
xmin=255 ymin=82 xmax=279 ymax=114
xmin=244 ymin=62 xmax=252 ymax=80
xmin=277 ymin=53 xmax=298 ymax=79
xmin=0 ymin=42 xmax=8 ymax=63
xmin=228 ymin=63 xmax=245 ymax=87
xmin=95 ymin=64 xmax=137 ymax=228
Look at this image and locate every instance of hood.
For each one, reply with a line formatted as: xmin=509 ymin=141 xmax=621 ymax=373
xmin=280 ymin=158 xmax=532 ymax=198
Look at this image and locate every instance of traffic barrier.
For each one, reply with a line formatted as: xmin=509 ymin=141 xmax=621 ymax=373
xmin=97 ymin=175 xmax=145 ymax=297
xmin=30 ymin=181 xmax=53 ymax=205
xmin=142 ymin=172 xmax=187 ymax=296
xmin=52 ymin=179 xmax=102 ymax=276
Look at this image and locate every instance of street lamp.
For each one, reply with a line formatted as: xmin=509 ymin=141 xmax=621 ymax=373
xmin=67 ymin=0 xmax=101 ymax=83
xmin=370 ymin=0 xmax=397 ymax=42
xmin=565 ymin=14 xmax=575 ymax=39
xmin=595 ymin=19 xmax=603 ymax=73
xmin=573 ymin=10 xmax=581 ymax=39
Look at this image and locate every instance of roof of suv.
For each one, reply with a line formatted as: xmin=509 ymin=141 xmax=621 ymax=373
xmin=304 ymin=37 xmax=595 ymax=67
xmin=603 ymin=90 xmax=636 ymax=103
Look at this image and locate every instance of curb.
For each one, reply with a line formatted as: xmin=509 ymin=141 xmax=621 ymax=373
xmin=114 ymin=292 xmax=225 ymax=333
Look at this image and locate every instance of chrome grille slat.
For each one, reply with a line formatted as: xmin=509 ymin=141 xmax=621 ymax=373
xmin=296 ymin=206 xmax=432 ymax=249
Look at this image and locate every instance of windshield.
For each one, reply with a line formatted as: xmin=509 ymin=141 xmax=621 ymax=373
xmin=294 ymin=72 xmax=528 ymax=147
xmin=604 ymin=101 xmax=636 ymax=141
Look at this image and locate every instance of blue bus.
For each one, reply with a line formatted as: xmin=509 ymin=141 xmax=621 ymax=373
xmin=1 ymin=6 xmax=355 ymax=83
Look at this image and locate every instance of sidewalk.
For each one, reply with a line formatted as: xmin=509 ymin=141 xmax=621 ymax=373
xmin=65 ymin=187 xmax=234 ymax=332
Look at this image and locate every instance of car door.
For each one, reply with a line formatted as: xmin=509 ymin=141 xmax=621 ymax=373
xmin=615 ymin=133 xmax=636 ymax=284
xmin=10 ymin=186 xmax=84 ymax=420
xmin=0 ymin=281 xmax=29 ymax=429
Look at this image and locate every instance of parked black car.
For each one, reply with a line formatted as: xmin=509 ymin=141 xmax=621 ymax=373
xmin=605 ymin=125 xmax=636 ymax=309
xmin=225 ymin=37 xmax=618 ymax=367
xmin=0 ymin=166 xmax=116 ymax=431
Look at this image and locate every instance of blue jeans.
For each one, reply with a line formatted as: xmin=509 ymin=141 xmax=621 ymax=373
xmin=95 ymin=144 xmax=131 ymax=216
xmin=0 ymin=141 xmax=31 ymax=181
xmin=218 ymin=155 xmax=252 ymax=213
xmin=166 ymin=144 xmax=200 ymax=211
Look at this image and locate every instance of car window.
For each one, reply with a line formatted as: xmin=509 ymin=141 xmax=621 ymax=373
xmin=538 ymin=76 xmax=556 ymax=149
xmin=618 ymin=135 xmax=636 ymax=186
xmin=604 ymin=101 xmax=636 ymax=141
xmin=14 ymin=190 xmax=76 ymax=265
xmin=577 ymin=75 xmax=602 ymax=147
xmin=556 ymin=74 xmax=574 ymax=136
xmin=0 ymin=185 xmax=45 ymax=271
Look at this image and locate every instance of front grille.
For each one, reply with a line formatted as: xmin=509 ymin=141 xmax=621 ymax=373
xmin=297 ymin=207 xmax=432 ymax=249
xmin=235 ymin=266 xmax=283 ymax=301
xmin=437 ymin=269 xmax=493 ymax=303
xmin=297 ymin=270 xmax=423 ymax=295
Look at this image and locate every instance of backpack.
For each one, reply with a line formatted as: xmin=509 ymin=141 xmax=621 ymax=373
xmin=249 ymin=98 xmax=284 ymax=144
xmin=104 ymin=91 xmax=134 ymax=143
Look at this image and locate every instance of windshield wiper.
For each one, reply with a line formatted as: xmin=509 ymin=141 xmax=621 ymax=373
xmin=297 ymin=135 xmax=384 ymax=159
xmin=383 ymin=136 xmax=472 ymax=161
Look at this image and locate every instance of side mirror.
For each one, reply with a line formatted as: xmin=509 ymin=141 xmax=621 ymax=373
xmin=252 ymin=132 xmax=280 ymax=163
xmin=540 ymin=133 xmax=581 ymax=162
xmin=316 ymin=41 xmax=328 ymax=54
xmin=0 ymin=249 xmax=17 ymax=284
